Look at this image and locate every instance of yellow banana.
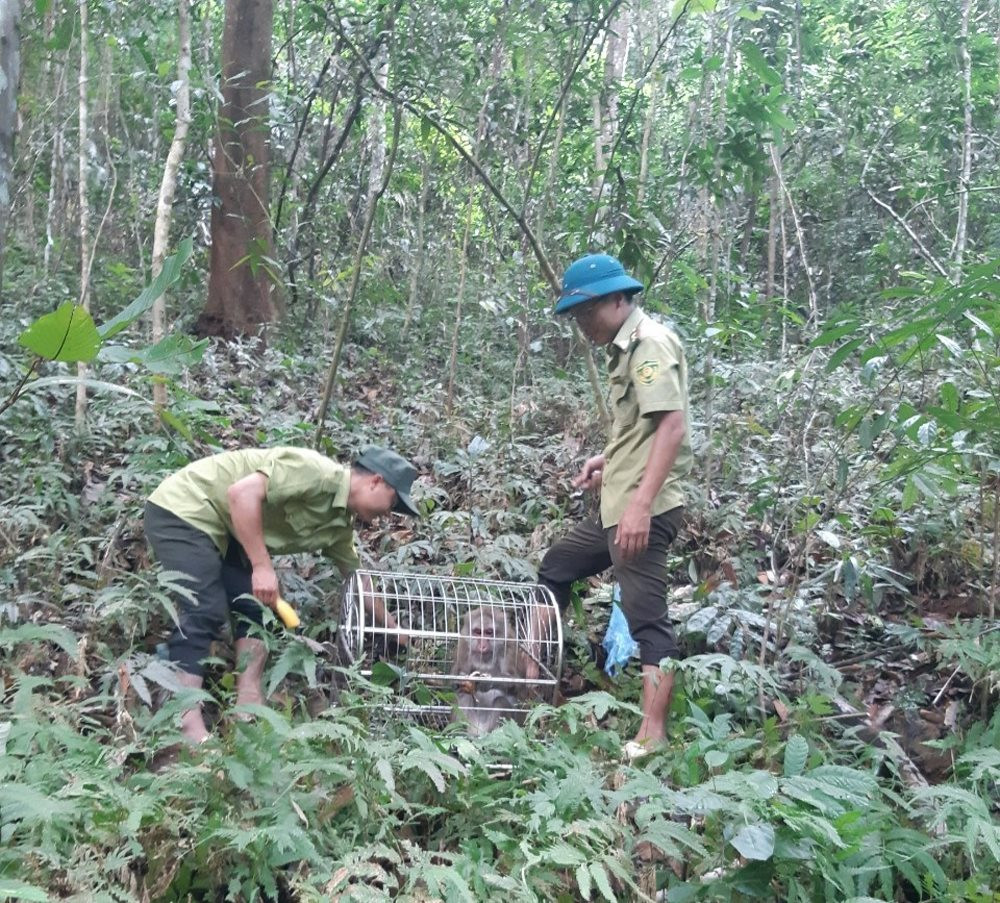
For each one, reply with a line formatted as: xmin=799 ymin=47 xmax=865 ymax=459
xmin=274 ymin=596 xmax=301 ymax=630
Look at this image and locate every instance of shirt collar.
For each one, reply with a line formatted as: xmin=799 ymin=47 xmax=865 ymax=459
xmin=333 ymin=465 xmax=352 ymax=512
xmin=609 ymin=306 xmax=646 ymax=353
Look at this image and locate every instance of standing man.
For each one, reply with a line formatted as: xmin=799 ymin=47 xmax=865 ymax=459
xmin=145 ymin=445 xmax=419 ymax=743
xmin=533 ymin=253 xmax=692 ymax=760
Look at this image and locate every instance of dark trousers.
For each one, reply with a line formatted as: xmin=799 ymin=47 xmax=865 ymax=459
xmin=144 ymin=501 xmax=264 ymax=676
xmin=538 ymin=507 xmax=684 ymax=666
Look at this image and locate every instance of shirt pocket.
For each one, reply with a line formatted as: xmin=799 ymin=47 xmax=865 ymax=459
xmin=610 ymin=378 xmax=638 ymax=430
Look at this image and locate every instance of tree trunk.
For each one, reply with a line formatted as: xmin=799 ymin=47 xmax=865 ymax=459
xmin=770 ymin=142 xmax=817 ymax=328
xmin=595 ymin=10 xmax=630 ymax=190
xmin=365 ymin=44 xmax=388 ymax=216
xmin=765 ymin=167 xmax=779 ymax=348
xmin=535 ymin=91 xmax=565 ymax=251
xmin=150 ymin=0 xmax=192 ymax=413
xmin=314 ymin=110 xmax=400 ymax=442
xmin=42 ymin=97 xmax=65 ymax=275
xmin=198 ymin=0 xmax=280 ymax=339
xmin=75 ymin=0 xmax=91 ymax=433
xmin=952 ymin=0 xmax=973 ymax=282
xmin=700 ymin=12 xmax=736 ymax=496
xmin=636 ymin=73 xmax=659 ymax=208
xmin=0 ymin=0 xmax=20 ymax=296
xmin=446 ymin=196 xmax=474 ymax=418
xmin=401 ymin=153 xmax=430 ymax=340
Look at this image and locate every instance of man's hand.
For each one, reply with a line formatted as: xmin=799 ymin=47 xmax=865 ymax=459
xmin=252 ymin=563 xmax=280 ymax=606
xmin=614 ymin=498 xmax=652 ymax=562
xmin=572 ymin=454 xmax=606 ymax=492
xmin=228 ymin=473 xmax=281 ymax=608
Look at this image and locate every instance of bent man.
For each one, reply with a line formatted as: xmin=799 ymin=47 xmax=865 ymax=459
xmin=144 ymin=444 xmax=419 ymax=743
xmin=534 ymin=253 xmax=692 ymax=760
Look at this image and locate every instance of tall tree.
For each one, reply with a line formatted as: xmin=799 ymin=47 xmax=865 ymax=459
xmin=150 ymin=0 xmax=192 ymax=413
xmin=75 ymin=0 xmax=91 ymax=432
xmin=0 ymin=0 xmax=20 ymax=296
xmin=197 ymin=0 xmax=280 ymax=338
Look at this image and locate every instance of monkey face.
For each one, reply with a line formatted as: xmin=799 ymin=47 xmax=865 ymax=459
xmin=459 ymin=608 xmax=511 ymax=673
xmin=468 ymin=619 xmax=499 ymax=669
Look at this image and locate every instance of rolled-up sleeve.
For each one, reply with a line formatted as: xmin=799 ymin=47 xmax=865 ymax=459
xmin=632 ymin=336 xmax=685 ymax=415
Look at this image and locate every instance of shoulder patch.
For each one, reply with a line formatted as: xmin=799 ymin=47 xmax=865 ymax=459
xmin=633 ymin=359 xmax=661 ymax=385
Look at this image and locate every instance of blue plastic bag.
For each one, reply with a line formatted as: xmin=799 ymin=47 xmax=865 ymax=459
xmin=602 ymin=584 xmax=638 ymax=676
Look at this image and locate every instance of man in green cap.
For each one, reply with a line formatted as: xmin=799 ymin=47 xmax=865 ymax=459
xmin=145 ymin=445 xmax=419 ymax=744
xmin=530 ymin=253 xmax=692 ymax=760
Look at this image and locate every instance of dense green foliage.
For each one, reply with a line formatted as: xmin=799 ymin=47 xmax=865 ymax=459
xmin=3 ymin=0 xmax=1000 ymax=899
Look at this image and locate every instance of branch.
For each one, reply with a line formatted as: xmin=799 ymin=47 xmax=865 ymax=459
xmin=520 ymin=0 xmax=624 ymax=211
xmin=860 ymin=125 xmax=949 ymax=279
xmin=333 ymin=10 xmax=613 ymax=429
xmin=331 ymin=15 xmax=558 ymax=292
xmin=273 ymin=46 xmax=339 ymax=236
xmin=0 ymin=358 xmax=41 ymax=418
xmin=586 ymin=0 xmax=695 ymax=245
xmin=314 ymin=108 xmax=402 ymax=442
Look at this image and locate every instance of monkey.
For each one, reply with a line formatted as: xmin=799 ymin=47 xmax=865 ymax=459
xmin=451 ymin=607 xmax=528 ymax=736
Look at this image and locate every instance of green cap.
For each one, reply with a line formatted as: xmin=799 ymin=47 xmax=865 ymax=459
xmin=355 ymin=445 xmax=420 ymax=516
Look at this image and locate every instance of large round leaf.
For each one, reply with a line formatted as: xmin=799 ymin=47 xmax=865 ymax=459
xmin=730 ymin=823 xmax=775 ymax=861
xmin=18 ymin=302 xmax=100 ymax=363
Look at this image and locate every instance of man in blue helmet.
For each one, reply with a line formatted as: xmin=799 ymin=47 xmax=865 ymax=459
xmin=531 ymin=253 xmax=692 ymax=760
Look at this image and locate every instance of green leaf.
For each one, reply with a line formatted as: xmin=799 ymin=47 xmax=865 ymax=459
xmin=45 ymin=12 xmax=73 ymax=51
xmin=412 ymin=759 xmax=445 ymax=792
xmin=158 ymin=407 xmax=194 ymax=440
xmin=784 ymin=735 xmax=808 ymax=777
xmin=97 ymin=237 xmax=194 ymax=338
xmin=879 ymin=317 xmax=934 ymax=349
xmin=935 ymin=333 xmax=963 ymax=358
xmin=0 ymin=623 xmax=80 ymax=659
xmin=0 ymin=879 xmax=50 ymax=902
xmin=673 ymin=0 xmax=715 ymax=16
xmin=20 ymin=375 xmax=148 ymax=402
xmin=547 ymin=842 xmax=587 ymax=866
xmin=939 ymin=382 xmax=960 ymax=412
xmin=912 ymin=471 xmax=940 ymax=499
xmin=0 ymin=783 xmax=80 ymax=824
xmin=18 ymin=302 xmax=101 ymax=362
xmin=815 ymin=529 xmax=840 ymax=549
xmin=770 ymin=110 xmax=796 ymax=131
xmin=376 ymin=758 xmax=396 ymax=794
xmin=811 ymin=320 xmax=860 ymax=347
xmin=963 ymin=310 xmax=994 ymax=336
xmin=704 ymin=749 xmax=728 ymax=768
xmin=100 ymin=334 xmax=209 ymax=375
xmin=371 ymin=660 xmax=402 ymax=686
xmin=589 ymin=862 xmax=617 ymax=902
xmin=825 ymin=337 xmax=865 ymax=371
xmin=139 ymin=659 xmax=186 ymax=693
xmin=576 ymin=863 xmax=592 ymax=900
xmin=741 ymin=42 xmax=781 ymax=86
xmin=730 ymin=823 xmax=775 ymax=860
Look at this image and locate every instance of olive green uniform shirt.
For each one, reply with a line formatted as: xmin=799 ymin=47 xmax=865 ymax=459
xmin=600 ymin=306 xmax=692 ymax=527
xmin=148 ymin=447 xmax=360 ymax=574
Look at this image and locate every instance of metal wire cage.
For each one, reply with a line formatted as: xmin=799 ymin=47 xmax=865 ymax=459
xmin=338 ymin=569 xmax=563 ymax=729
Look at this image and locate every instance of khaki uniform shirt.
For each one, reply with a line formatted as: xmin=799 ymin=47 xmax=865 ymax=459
xmin=148 ymin=447 xmax=360 ymax=574
xmin=600 ymin=306 xmax=692 ymax=527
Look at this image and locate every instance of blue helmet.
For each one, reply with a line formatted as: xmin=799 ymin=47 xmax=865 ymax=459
xmin=554 ymin=253 xmax=644 ymax=314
